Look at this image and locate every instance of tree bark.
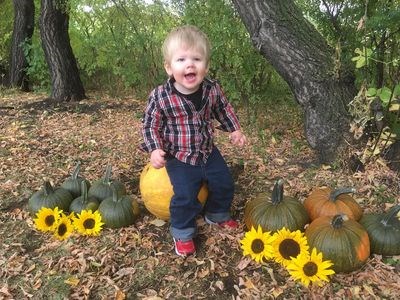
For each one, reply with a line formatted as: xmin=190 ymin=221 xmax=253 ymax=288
xmin=39 ymin=0 xmax=85 ymax=101
xmin=231 ymin=0 xmax=357 ymax=162
xmin=9 ymin=0 xmax=34 ymax=91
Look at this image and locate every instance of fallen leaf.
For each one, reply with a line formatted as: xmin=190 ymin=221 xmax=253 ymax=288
xmin=64 ymin=276 xmax=80 ymax=286
xmin=237 ymin=257 xmax=252 ymax=270
xmin=115 ymin=290 xmax=126 ymax=300
xmin=215 ymin=280 xmax=224 ymax=291
xmin=149 ymin=219 xmax=166 ymax=227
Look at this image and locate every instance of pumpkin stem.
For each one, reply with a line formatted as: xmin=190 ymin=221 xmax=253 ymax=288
xmin=111 ymin=185 xmax=119 ymax=202
xmin=331 ymin=214 xmax=349 ymax=228
xmin=381 ymin=204 xmax=400 ymax=226
xmin=71 ymin=161 xmax=81 ymax=180
xmin=80 ymin=180 xmax=88 ymax=204
xmin=43 ymin=181 xmax=54 ymax=196
xmin=271 ymin=179 xmax=284 ymax=205
xmin=103 ymin=165 xmax=112 ymax=184
xmin=329 ymin=187 xmax=356 ymax=201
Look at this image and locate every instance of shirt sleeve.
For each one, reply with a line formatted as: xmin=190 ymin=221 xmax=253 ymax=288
xmin=212 ymin=82 xmax=241 ymax=132
xmin=140 ymin=90 xmax=164 ymax=153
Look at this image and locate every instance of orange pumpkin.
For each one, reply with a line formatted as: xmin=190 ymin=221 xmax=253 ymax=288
xmin=305 ymin=214 xmax=370 ymax=273
xmin=139 ymin=163 xmax=208 ymax=220
xmin=304 ymin=187 xmax=362 ymax=221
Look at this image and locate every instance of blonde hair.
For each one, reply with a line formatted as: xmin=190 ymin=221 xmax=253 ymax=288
xmin=162 ymin=25 xmax=211 ymax=65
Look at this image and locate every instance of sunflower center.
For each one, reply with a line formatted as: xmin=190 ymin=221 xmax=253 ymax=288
xmin=58 ymin=223 xmax=67 ymax=236
xmin=83 ymin=218 xmax=95 ymax=229
xmin=45 ymin=215 xmax=55 ymax=226
xmin=303 ymin=261 xmax=318 ymax=277
xmin=251 ymin=238 xmax=265 ymax=254
xmin=279 ymin=238 xmax=300 ymax=259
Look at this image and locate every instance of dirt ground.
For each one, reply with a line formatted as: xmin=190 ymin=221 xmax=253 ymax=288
xmin=0 ymin=91 xmax=399 ymax=299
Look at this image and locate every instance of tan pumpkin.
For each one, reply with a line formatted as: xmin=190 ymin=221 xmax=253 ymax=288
xmin=139 ymin=163 xmax=208 ymax=220
xmin=304 ymin=187 xmax=362 ymax=221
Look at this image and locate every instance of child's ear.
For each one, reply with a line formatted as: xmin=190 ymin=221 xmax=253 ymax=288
xmin=164 ymin=62 xmax=172 ymax=76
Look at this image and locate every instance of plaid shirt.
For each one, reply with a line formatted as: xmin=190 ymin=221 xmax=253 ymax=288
xmin=140 ymin=77 xmax=241 ymax=165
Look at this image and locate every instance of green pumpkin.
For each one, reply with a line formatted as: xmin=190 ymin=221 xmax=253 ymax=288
xmin=69 ymin=181 xmax=99 ymax=215
xmin=28 ymin=181 xmax=73 ymax=215
xmin=244 ymin=179 xmax=310 ymax=232
xmin=359 ymin=205 xmax=400 ymax=256
xmin=98 ymin=187 xmax=140 ymax=228
xmin=305 ymin=214 xmax=370 ymax=273
xmin=61 ymin=161 xmax=91 ymax=198
xmin=88 ymin=165 xmax=126 ymax=202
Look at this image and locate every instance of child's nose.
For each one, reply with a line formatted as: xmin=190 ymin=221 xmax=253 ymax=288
xmin=187 ymin=59 xmax=195 ymax=66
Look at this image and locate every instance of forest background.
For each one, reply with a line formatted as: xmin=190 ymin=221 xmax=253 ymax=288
xmin=2 ymin=0 xmax=400 ymax=161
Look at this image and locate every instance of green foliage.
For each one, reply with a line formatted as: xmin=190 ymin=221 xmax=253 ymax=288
xmin=179 ymin=0 xmax=292 ymax=119
xmin=69 ymin=0 xmax=177 ymax=97
xmin=0 ymin=0 xmax=13 ymax=71
xmin=3 ymin=0 xmax=292 ymax=113
xmin=347 ymin=1 xmax=400 ymax=160
xmin=67 ymin=0 xmax=291 ymax=109
xmin=295 ymin=0 xmax=364 ymax=61
xmin=23 ymin=37 xmax=51 ymax=91
xmin=296 ymin=0 xmax=400 ymax=160
xmin=352 ymin=47 xmax=373 ymax=69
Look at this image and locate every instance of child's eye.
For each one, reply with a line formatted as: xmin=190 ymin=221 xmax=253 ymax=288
xmin=177 ymin=58 xmax=184 ymax=62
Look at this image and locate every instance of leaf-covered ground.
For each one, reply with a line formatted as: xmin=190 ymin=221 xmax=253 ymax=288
xmin=1 ymin=92 xmax=399 ymax=299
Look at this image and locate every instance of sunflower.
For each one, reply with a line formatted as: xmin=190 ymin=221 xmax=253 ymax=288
xmin=240 ymin=225 xmax=276 ymax=263
xmin=272 ymin=228 xmax=309 ymax=266
xmin=34 ymin=207 xmax=62 ymax=232
xmin=53 ymin=213 xmax=74 ymax=240
xmin=286 ymin=247 xmax=335 ymax=287
xmin=73 ymin=210 xmax=104 ymax=236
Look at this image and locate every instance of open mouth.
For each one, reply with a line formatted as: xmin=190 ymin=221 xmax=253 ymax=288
xmin=184 ymin=73 xmax=196 ymax=81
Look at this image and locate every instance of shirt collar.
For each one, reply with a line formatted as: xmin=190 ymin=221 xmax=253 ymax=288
xmin=166 ymin=76 xmax=214 ymax=93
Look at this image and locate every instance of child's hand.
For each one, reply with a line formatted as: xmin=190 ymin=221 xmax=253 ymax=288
xmin=150 ymin=149 xmax=166 ymax=169
xmin=230 ymin=130 xmax=247 ymax=147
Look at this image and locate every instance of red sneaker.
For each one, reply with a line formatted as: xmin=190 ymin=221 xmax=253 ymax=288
xmin=173 ymin=238 xmax=196 ymax=257
xmin=205 ymin=216 xmax=239 ymax=229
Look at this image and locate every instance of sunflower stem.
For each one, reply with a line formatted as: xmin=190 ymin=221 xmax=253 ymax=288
xmin=329 ymin=187 xmax=356 ymax=201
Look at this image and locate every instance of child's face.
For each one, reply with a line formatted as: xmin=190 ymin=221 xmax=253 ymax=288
xmin=164 ymin=44 xmax=209 ymax=94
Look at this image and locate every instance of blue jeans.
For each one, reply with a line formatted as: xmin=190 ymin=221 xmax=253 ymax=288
xmin=165 ymin=147 xmax=234 ymax=241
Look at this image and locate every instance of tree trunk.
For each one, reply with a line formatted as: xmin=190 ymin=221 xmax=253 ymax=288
xmin=39 ymin=0 xmax=85 ymax=101
xmin=231 ymin=0 xmax=357 ymax=162
xmin=9 ymin=0 xmax=34 ymax=91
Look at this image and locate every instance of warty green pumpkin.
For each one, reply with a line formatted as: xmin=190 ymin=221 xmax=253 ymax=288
xmin=61 ymin=161 xmax=91 ymax=198
xmin=305 ymin=214 xmax=370 ymax=273
xmin=359 ymin=205 xmax=400 ymax=256
xmin=98 ymin=186 xmax=140 ymax=228
xmin=88 ymin=165 xmax=126 ymax=202
xmin=28 ymin=181 xmax=73 ymax=215
xmin=244 ymin=179 xmax=310 ymax=232
xmin=69 ymin=181 xmax=99 ymax=215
